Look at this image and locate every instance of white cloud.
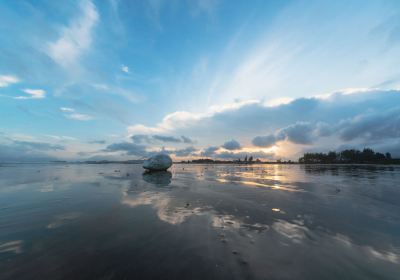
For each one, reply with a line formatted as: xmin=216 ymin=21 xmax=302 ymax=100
xmin=8 ymin=133 xmax=36 ymax=141
xmin=127 ymin=100 xmax=258 ymax=136
xmin=15 ymin=89 xmax=46 ymax=99
xmin=184 ymin=1 xmax=400 ymax=110
xmin=0 ymin=75 xmax=19 ymax=87
xmin=121 ymin=65 xmax=129 ymax=73
xmin=46 ymin=0 xmax=98 ymax=69
xmin=266 ymin=97 xmax=294 ymax=107
xmin=23 ymin=89 xmax=46 ymax=98
xmin=60 ymin=107 xmax=75 ymax=112
xmin=65 ymin=113 xmax=94 ymax=121
xmin=126 ymin=89 xmax=400 ymax=158
xmin=60 ymin=107 xmax=94 ymax=121
xmin=128 ymin=111 xmax=201 ymax=135
xmin=45 ymin=135 xmax=77 ymax=141
xmin=90 ymin=83 xmax=142 ymax=104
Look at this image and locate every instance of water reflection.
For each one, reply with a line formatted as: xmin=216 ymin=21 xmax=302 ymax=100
xmin=122 ymin=191 xmax=206 ymax=225
xmin=0 ymin=240 xmax=23 ymax=254
xmin=334 ymin=234 xmax=399 ymax=264
xmin=47 ymin=212 xmax=82 ymax=229
xmin=217 ymin=178 xmax=303 ymax=192
xmin=272 ymin=219 xmax=310 ymax=244
xmin=301 ymin=164 xmax=396 ymax=177
xmin=0 ymin=163 xmax=400 ymax=279
xmin=142 ymin=171 xmax=172 ymax=186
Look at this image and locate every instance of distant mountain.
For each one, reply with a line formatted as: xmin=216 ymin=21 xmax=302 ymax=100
xmin=84 ymin=159 xmax=144 ymax=164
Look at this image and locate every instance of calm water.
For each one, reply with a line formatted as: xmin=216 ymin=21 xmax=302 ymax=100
xmin=0 ymin=163 xmax=399 ymax=280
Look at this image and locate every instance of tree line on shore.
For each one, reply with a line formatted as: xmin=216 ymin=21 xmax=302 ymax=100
xmin=178 ymin=148 xmax=398 ymax=164
xmin=298 ymin=148 xmax=397 ymax=164
xmin=188 ymin=156 xmax=262 ymax=164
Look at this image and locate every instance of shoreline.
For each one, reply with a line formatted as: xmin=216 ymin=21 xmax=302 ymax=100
xmin=1 ymin=162 xmax=399 ymax=165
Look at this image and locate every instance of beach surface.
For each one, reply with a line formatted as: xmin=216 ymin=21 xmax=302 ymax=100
xmin=0 ymin=163 xmax=399 ymax=279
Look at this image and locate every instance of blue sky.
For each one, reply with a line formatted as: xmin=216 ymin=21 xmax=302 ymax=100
xmin=1 ymin=0 xmax=400 ymax=161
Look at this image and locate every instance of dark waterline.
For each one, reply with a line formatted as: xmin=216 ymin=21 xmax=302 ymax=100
xmin=0 ymin=164 xmax=399 ymax=280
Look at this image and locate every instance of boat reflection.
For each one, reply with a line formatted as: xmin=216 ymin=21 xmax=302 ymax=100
xmin=142 ymin=171 xmax=172 ymax=187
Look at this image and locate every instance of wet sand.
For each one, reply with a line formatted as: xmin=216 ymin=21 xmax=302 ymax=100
xmin=0 ymin=163 xmax=399 ymax=279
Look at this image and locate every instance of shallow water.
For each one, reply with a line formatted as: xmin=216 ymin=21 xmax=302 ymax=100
xmin=0 ymin=163 xmax=399 ymax=280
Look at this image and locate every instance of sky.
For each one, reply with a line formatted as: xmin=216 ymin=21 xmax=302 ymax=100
xmin=1 ymin=0 xmax=400 ymax=162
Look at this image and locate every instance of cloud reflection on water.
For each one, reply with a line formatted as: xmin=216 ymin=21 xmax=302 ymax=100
xmin=125 ymin=163 xmax=400 ymax=267
xmin=122 ymin=168 xmax=277 ymax=233
xmin=122 ymin=189 xmax=272 ymax=233
xmin=47 ymin=212 xmax=82 ymax=229
xmin=217 ymin=178 xmax=303 ymax=192
xmin=0 ymin=240 xmax=23 ymax=254
xmin=122 ymin=191 xmax=206 ymax=225
xmin=272 ymin=219 xmax=309 ymax=244
xmin=334 ymin=234 xmax=399 ymax=264
xmin=1 ymin=163 xmax=400 ymax=279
